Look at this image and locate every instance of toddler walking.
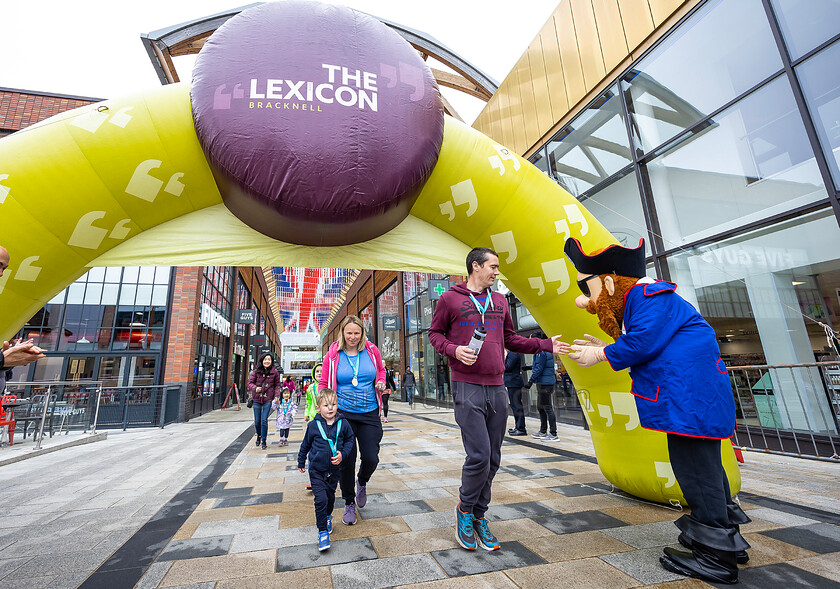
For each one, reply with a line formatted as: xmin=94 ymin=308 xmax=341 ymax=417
xmin=272 ymin=387 xmax=297 ymax=446
xmin=298 ymin=388 xmax=354 ymax=551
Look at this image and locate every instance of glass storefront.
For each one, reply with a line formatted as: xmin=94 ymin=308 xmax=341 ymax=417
xmin=527 ymin=0 xmax=840 ymax=436
xmin=403 ymin=272 xmax=451 ymax=405
xmin=191 ymin=266 xmax=233 ymax=417
xmin=375 ymin=281 xmax=401 ymax=375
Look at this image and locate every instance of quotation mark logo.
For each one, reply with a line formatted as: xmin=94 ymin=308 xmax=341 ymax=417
xmin=439 ymin=179 xmax=478 ymax=221
xmin=0 ymin=174 xmax=9 ymax=204
xmin=488 ymin=145 xmax=520 ymax=176
xmin=214 ymin=83 xmax=245 ymax=110
xmin=125 ymin=160 xmax=185 ymax=203
xmin=380 ymin=62 xmax=424 ymax=101
xmin=70 ymin=105 xmax=134 ymax=133
xmin=68 ymin=212 xmax=132 ymax=250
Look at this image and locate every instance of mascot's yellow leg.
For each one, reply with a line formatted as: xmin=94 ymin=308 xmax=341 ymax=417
xmin=410 ymin=117 xmax=741 ymax=504
xmin=0 ymin=83 xmax=221 ymax=340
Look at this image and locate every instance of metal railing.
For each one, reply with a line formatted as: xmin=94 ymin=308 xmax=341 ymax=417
xmin=727 ymin=361 xmax=840 ymax=460
xmin=3 ymin=381 xmax=182 ymax=448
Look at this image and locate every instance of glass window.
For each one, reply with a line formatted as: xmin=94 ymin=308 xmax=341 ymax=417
xmin=32 ymin=356 xmax=63 ymax=382
xmin=581 ymin=170 xmax=651 ymax=256
xmin=105 ymin=267 xmax=122 ymax=283
xmin=623 ymin=0 xmax=782 ymax=153
xmin=547 ymin=86 xmax=632 ymax=196
xmin=647 ymin=75 xmax=826 ymax=248
xmin=376 ymin=281 xmax=401 ymax=370
xmin=530 ymin=148 xmax=549 ymax=175
xmin=770 ymin=0 xmax=840 ymax=61
xmin=359 ymin=304 xmax=373 ymax=335
xmin=666 ymin=208 xmax=840 ymax=433
xmin=796 ymin=40 xmax=840 ymax=190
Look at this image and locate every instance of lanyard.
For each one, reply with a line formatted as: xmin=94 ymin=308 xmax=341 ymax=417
xmin=316 ymin=419 xmax=342 ymax=456
xmin=468 ymin=289 xmax=492 ymax=325
xmin=281 ymin=399 xmax=291 ymax=414
xmin=344 ymin=352 xmax=360 ymax=386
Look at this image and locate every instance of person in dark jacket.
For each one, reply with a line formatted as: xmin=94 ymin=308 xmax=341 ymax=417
xmin=401 ymin=367 xmax=416 ymax=407
xmin=298 ymin=388 xmax=355 ymax=552
xmin=527 ymin=335 xmax=558 ymax=441
xmin=504 ymin=351 xmax=527 ymax=435
xmin=564 ymin=237 xmax=749 ymax=585
xmin=248 ymin=353 xmax=281 ymax=449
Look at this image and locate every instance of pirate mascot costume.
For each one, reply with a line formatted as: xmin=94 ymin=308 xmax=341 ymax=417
xmin=563 ymin=237 xmax=750 ymax=585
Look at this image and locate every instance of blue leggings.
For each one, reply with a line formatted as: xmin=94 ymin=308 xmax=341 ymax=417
xmin=253 ymin=401 xmax=272 ymax=440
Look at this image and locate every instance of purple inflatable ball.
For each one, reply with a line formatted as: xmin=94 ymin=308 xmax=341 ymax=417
xmin=190 ymin=1 xmax=445 ymax=246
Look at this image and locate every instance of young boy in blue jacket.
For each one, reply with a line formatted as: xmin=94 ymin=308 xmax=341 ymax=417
xmin=298 ymin=388 xmax=355 ymax=551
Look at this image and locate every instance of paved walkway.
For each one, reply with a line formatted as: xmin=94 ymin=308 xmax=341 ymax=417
xmin=1 ymin=402 xmax=839 ymax=588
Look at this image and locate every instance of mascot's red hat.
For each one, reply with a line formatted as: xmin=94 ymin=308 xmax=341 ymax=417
xmin=563 ymin=238 xmax=647 ymax=278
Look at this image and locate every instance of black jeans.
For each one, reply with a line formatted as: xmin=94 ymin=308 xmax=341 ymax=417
xmin=452 ymin=381 xmax=507 ymax=519
xmin=506 ymin=386 xmax=526 ymax=431
xmin=381 ymin=393 xmax=390 ymax=418
xmin=310 ymin=468 xmax=340 ymax=532
xmin=340 ymin=409 xmax=383 ymax=504
xmin=537 ymin=384 xmax=556 ymax=435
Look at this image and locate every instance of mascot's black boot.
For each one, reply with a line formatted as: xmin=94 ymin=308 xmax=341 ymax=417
xmin=660 ymin=546 xmax=739 ymax=585
xmin=678 ymin=533 xmax=749 ymax=564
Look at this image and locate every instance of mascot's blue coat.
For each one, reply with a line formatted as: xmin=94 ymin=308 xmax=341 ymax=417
xmin=603 ymin=281 xmax=735 ymax=439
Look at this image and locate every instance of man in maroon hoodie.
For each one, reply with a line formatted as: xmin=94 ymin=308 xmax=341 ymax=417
xmin=429 ymin=247 xmax=568 ymax=551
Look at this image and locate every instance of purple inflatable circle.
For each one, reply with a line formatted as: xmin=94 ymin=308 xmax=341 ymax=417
xmin=191 ymin=1 xmax=444 ymax=246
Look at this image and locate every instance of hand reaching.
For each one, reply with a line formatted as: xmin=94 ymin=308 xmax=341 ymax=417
xmin=573 ymin=334 xmax=607 ymax=348
xmin=568 ymin=344 xmax=607 ymax=367
xmin=550 ymin=335 xmax=571 ymax=355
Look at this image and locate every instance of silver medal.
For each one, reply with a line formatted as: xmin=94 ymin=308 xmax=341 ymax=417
xmin=352 ymin=377 xmax=358 ymax=386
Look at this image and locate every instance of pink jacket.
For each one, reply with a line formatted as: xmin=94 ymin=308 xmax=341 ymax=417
xmin=320 ymin=340 xmax=386 ymax=392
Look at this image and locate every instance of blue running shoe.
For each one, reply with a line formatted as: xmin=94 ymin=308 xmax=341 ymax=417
xmin=455 ymin=504 xmax=476 ymax=551
xmin=327 ymin=515 xmax=333 ymax=534
xmin=474 ymin=517 xmax=500 ymax=551
xmin=318 ymin=530 xmax=330 ymax=551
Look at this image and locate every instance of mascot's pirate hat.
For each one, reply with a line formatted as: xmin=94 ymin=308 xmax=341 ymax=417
xmin=563 ymin=238 xmax=646 ymax=278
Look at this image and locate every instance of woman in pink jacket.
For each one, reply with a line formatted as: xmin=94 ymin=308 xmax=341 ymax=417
xmin=320 ymin=315 xmax=386 ymax=525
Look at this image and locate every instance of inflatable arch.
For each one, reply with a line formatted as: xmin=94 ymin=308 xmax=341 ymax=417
xmin=0 ymin=2 xmax=739 ymax=505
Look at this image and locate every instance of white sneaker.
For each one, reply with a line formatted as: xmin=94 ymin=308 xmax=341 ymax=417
xmin=541 ymin=433 xmax=559 ymax=441
xmin=531 ymin=431 xmax=546 ymax=439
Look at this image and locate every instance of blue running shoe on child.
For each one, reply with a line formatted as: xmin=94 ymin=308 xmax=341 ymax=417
xmin=327 ymin=515 xmax=333 ymax=534
xmin=474 ymin=517 xmax=501 ymax=551
xmin=455 ymin=503 xmax=476 ymax=550
xmin=318 ymin=530 xmax=330 ymax=551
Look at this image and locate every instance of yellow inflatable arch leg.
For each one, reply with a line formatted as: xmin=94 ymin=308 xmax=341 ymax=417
xmin=0 ymin=83 xmax=739 ymax=505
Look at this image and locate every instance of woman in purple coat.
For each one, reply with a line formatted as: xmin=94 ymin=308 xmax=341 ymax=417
xmin=248 ymin=353 xmax=281 ymax=449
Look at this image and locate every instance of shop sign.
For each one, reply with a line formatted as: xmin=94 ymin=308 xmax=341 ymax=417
xmin=428 ymin=279 xmax=449 ymax=300
xmin=252 ymin=334 xmax=266 ymax=346
xmin=234 ymin=343 xmax=246 ymax=356
xmin=200 ymin=303 xmax=231 ymax=336
xmin=235 ymin=308 xmax=257 ymax=324
xmin=382 ymin=315 xmax=400 ymax=330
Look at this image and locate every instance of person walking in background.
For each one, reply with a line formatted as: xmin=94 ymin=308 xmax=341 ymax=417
xmin=528 ymin=334 xmax=559 ymax=442
xmin=298 ymin=388 xmax=355 ymax=552
xmin=273 ymin=387 xmax=297 ymax=446
xmin=320 ymin=315 xmax=387 ymax=525
xmin=380 ymin=386 xmax=391 ymax=423
xmin=248 ymin=352 xmax=281 ymax=449
xmin=428 ymin=247 xmax=568 ymax=552
xmin=401 ymin=366 xmax=416 ymax=408
xmin=504 ymin=351 xmax=527 ymax=436
xmin=282 ymin=374 xmax=297 ymax=404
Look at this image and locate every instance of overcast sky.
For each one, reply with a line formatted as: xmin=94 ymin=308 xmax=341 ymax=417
xmin=1 ymin=0 xmax=560 ymax=123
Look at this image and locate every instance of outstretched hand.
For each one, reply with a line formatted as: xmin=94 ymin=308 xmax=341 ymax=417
xmin=573 ymin=334 xmax=607 ymax=348
xmin=568 ymin=344 xmax=607 ymax=367
xmin=550 ymin=335 xmax=571 ymax=355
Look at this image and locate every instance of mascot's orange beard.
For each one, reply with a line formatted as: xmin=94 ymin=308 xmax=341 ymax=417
xmin=585 ymin=275 xmax=641 ymax=341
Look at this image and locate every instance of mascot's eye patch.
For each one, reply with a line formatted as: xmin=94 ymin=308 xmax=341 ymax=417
xmin=577 ymin=274 xmax=600 ymax=297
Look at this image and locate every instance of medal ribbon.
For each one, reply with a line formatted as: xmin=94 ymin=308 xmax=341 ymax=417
xmin=345 ymin=352 xmax=360 ymax=386
xmin=316 ymin=419 xmax=342 ymax=457
xmin=468 ymin=289 xmax=492 ymax=326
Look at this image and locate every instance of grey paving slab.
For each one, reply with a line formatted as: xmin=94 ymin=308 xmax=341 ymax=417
xmin=600 ymin=546 xmax=684 ymax=585
xmin=382 ymin=488 xmax=452 ymax=503
xmin=0 ymin=530 xmax=112 ymax=557
xmin=388 ymin=466 xmax=442 ymax=475
xmin=431 ymin=541 xmax=546 ymax=577
xmin=402 ymin=510 xmax=456 ymax=531
xmin=746 ymin=507 xmax=820 ymax=527
xmin=723 ymin=562 xmax=840 ymax=588
xmin=394 ymin=451 xmax=434 ymax=457
xmin=193 ymin=515 xmax=279 ymax=538
xmin=5 ymin=548 xmax=110 ymax=578
xmin=498 ymin=465 xmax=570 ymax=479
xmin=1 ymin=574 xmax=57 ymax=589
xmin=526 ymin=455 xmax=574 ymax=463
xmin=205 ymin=486 xmax=253 ymax=499
xmin=377 ymin=462 xmax=410 ymax=469
xmin=534 ymin=510 xmax=626 ymax=534
xmin=229 ymin=525 xmax=317 ymax=553
xmin=43 ymin=570 xmax=91 ymax=589
xmin=404 ymin=478 xmax=462 ymax=490
xmin=134 ymin=561 xmax=173 ymax=589
xmin=760 ymin=524 xmax=840 ymax=554
xmin=602 ymin=521 xmax=680 ymax=549
xmin=331 ymin=552 xmax=446 ymax=589
xmin=485 ymin=501 xmax=558 ymax=522
xmin=0 ymin=556 xmax=33 ymax=580
xmin=164 ymin=583 xmax=218 ymax=589
xmin=275 ymin=537 xmax=377 ymax=571
xmin=549 ymin=483 xmax=604 ymax=497
xmin=158 ymin=536 xmax=233 ymax=561
xmin=213 ymin=492 xmax=283 ymax=509
xmin=358 ymin=500 xmax=434 ymax=520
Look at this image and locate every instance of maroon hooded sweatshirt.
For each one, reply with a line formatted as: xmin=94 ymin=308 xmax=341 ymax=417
xmin=428 ymin=283 xmax=554 ymax=386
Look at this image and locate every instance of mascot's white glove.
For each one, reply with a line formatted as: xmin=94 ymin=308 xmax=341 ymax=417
xmin=569 ymin=334 xmax=607 ymax=367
